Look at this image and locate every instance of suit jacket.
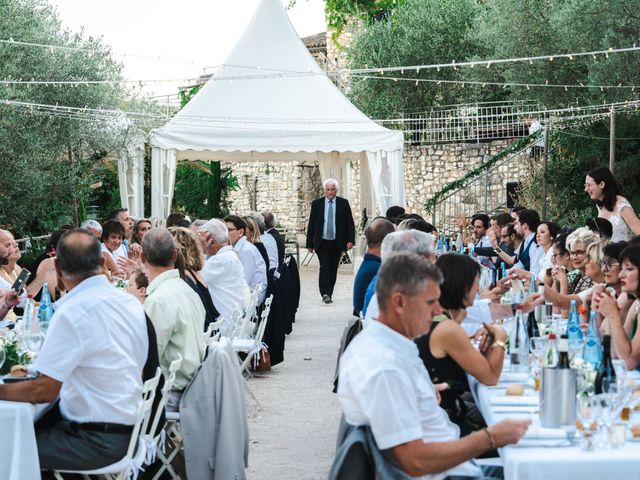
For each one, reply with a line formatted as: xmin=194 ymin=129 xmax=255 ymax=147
xmin=180 ymin=338 xmax=248 ymax=480
xmin=267 ymin=228 xmax=285 ymax=266
xmin=306 ymin=196 xmax=355 ymax=252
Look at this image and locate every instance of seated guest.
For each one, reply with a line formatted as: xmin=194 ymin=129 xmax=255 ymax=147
xmin=385 ymin=205 xmax=405 ymax=222
xmin=142 ymin=228 xmax=205 ymax=410
xmin=338 ymin=253 xmax=530 ymax=479
xmin=107 ymin=208 xmax=134 ymax=255
xmin=474 ymin=212 xmax=513 ymax=267
xmin=586 ymin=217 xmax=613 ymax=240
xmin=244 ymin=216 xmax=270 ymax=271
xmin=0 ymin=230 xmax=148 ymax=471
xmin=248 ymin=211 xmax=276 ymax=271
xmin=0 ymin=229 xmax=24 ymax=288
xmin=128 ymin=218 xmax=152 ymax=260
xmin=353 ymin=217 xmax=395 ymax=317
xmin=100 ymin=220 xmax=126 ymax=278
xmin=169 ymin=226 xmax=220 ymax=330
xmin=0 ymin=289 xmax=20 ymax=321
xmin=80 ymin=219 xmax=103 ymax=238
xmin=595 ymin=245 xmax=640 ymax=369
xmin=262 ymin=210 xmax=284 ymax=266
xmin=166 ymin=212 xmax=187 ymax=228
xmin=199 ymin=219 xmax=249 ymax=322
xmin=224 ymin=214 xmax=267 ymax=301
xmin=562 ymin=227 xmax=599 ymax=295
xmin=416 ymin=254 xmax=507 ymax=436
xmin=127 ymin=269 xmax=149 ymax=304
xmin=491 ymin=222 xmax=522 ymax=268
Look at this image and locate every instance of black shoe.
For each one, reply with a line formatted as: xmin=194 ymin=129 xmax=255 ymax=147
xmin=322 ymin=294 xmax=331 ymax=304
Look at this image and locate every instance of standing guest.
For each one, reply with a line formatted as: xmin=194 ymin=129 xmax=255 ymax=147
xmin=586 ymin=217 xmax=613 ymax=240
xmin=107 ymin=208 xmax=134 ymax=255
xmin=225 ymin=214 xmax=267 ymax=302
xmin=585 ymin=166 xmax=640 ymax=242
xmin=142 ymin=228 xmax=205 ymax=410
xmin=338 ymin=253 xmax=530 ymax=479
xmin=525 ymin=116 xmax=544 ymax=160
xmin=199 ymin=219 xmax=249 ymax=322
xmin=306 ymin=178 xmax=355 ymax=304
xmin=353 ymin=217 xmax=395 ymax=317
xmin=491 ymin=222 xmax=521 ymax=268
xmin=512 ymin=209 xmax=543 ymax=276
xmin=169 ymin=226 xmax=220 ymax=329
xmin=0 ymin=230 xmax=148 ymax=471
xmin=262 ymin=210 xmax=285 ymax=266
xmin=129 ymin=218 xmax=152 ymax=259
xmin=245 ymin=216 xmax=270 ymax=271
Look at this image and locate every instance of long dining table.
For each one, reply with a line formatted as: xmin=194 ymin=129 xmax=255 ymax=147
xmin=472 ymin=368 xmax=640 ymax=480
xmin=0 ymin=398 xmax=45 ymax=480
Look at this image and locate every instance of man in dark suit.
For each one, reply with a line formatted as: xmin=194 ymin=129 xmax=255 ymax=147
xmin=306 ymin=178 xmax=355 ymax=304
xmin=262 ymin=210 xmax=285 ymax=266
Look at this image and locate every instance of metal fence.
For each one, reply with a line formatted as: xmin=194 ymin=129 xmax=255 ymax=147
xmin=379 ymin=101 xmax=548 ymax=144
xmin=429 ymin=138 xmax=538 ymax=236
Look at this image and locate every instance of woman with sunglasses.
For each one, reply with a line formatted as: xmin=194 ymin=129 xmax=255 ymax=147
xmin=594 ymin=245 xmax=640 ymax=369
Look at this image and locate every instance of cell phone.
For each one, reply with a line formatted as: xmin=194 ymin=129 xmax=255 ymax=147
xmin=11 ymin=269 xmax=31 ymax=293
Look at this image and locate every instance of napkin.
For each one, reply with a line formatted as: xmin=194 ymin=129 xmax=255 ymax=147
xmin=522 ymin=424 xmax=567 ymax=440
xmin=490 ymin=395 xmax=538 ymax=406
xmin=499 ymin=372 xmax=530 ymax=383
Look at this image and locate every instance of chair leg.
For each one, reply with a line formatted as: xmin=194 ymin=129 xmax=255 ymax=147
xmin=243 ymin=376 xmax=261 ymax=412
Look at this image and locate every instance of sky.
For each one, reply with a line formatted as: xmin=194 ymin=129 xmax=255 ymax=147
xmin=48 ymin=0 xmax=327 ymax=98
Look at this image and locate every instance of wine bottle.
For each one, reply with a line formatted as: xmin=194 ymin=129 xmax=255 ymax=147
xmin=556 ymin=335 xmax=571 ymax=369
xmin=544 ymin=333 xmax=559 ymax=367
xmin=510 ymin=305 xmax=529 ymax=373
xmin=595 ymin=335 xmax=616 ymax=394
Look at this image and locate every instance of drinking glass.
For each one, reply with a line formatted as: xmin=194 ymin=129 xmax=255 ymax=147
xmin=576 ymin=395 xmax=597 ymax=450
xmin=0 ymin=348 xmax=5 ymax=372
xmin=593 ymin=393 xmax=618 ymax=448
xmin=26 ymin=332 xmax=44 ymax=355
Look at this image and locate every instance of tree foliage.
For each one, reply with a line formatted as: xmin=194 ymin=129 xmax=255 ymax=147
xmin=0 ymin=0 xmax=133 ymax=236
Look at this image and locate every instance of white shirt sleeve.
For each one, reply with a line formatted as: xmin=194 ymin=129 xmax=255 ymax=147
xmin=355 ymin=370 xmax=424 ymax=449
xmin=34 ymin=312 xmax=84 ymax=382
xmin=236 ymin=248 xmax=255 ymax=284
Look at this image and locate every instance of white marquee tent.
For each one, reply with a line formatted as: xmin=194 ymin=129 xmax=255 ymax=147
xmin=120 ymin=0 xmax=405 ymax=219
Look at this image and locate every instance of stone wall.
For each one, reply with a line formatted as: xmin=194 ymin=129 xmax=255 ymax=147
xmin=222 ymin=139 xmax=530 ymax=240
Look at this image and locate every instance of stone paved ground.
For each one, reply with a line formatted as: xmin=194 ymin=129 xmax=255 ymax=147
xmin=246 ymin=265 xmax=354 ymax=480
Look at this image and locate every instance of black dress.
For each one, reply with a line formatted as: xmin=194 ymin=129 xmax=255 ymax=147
xmin=184 ymin=271 xmax=220 ymax=331
xmin=415 ymin=319 xmax=487 ymax=436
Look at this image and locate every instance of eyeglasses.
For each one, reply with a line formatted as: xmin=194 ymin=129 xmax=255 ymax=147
xmin=601 ymin=260 xmax=620 ymax=270
xmin=570 ymin=250 xmax=586 ymax=257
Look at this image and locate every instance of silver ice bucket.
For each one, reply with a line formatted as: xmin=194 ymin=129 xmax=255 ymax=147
xmin=540 ymin=367 xmax=577 ymax=428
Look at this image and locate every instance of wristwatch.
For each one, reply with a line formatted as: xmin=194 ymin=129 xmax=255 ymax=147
xmin=491 ymin=340 xmax=506 ymax=351
xmin=493 ymin=247 xmax=502 ymax=255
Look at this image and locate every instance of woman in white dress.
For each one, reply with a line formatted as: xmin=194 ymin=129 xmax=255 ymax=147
xmin=585 ymin=167 xmax=640 ymax=242
xmin=536 ymin=221 xmax=560 ymax=274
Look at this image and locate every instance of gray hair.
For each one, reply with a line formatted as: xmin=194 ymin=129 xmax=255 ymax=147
xmin=191 ymin=219 xmax=207 ymax=228
xmin=248 ymin=212 xmax=266 ymax=234
xmin=200 ymin=218 xmax=228 ymax=244
xmin=262 ymin=211 xmax=275 ymax=229
xmin=566 ymin=227 xmax=599 ymax=252
xmin=323 ymin=178 xmax=339 ymax=190
xmin=376 ymin=253 xmax=442 ymax=311
xmin=141 ymin=228 xmax=175 ymax=267
xmin=380 ymin=230 xmax=435 ymax=261
xmin=80 ymin=219 xmax=102 ymax=233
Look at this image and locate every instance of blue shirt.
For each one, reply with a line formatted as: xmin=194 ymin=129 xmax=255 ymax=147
xmin=322 ymin=197 xmax=337 ymax=240
xmin=362 ymin=272 xmax=379 ymax=317
xmin=353 ymin=253 xmax=381 ymax=316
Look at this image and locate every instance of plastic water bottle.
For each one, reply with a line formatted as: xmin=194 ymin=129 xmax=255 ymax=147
xmin=567 ymin=300 xmax=583 ymax=358
xmin=22 ymin=294 xmax=37 ymax=334
xmin=468 ymin=242 xmax=475 ymax=258
xmin=455 ymin=233 xmax=463 ymax=254
xmin=436 ymin=236 xmax=444 ymax=255
xmin=38 ymin=281 xmax=54 ymax=333
xmin=510 ymin=305 xmax=529 ymax=373
xmin=582 ymin=310 xmax=602 ymax=368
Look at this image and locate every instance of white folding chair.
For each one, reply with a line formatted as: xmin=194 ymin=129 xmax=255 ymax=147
xmin=235 ymin=285 xmax=262 ymax=338
xmin=220 ymin=307 xmax=244 ymax=339
xmin=53 ymin=369 xmax=161 ymax=480
xmin=146 ymin=355 xmax=183 ymax=480
xmin=232 ymin=294 xmax=273 ymax=376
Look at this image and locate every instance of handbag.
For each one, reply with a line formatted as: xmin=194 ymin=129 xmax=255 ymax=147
xmin=252 ymin=346 xmax=271 ymax=372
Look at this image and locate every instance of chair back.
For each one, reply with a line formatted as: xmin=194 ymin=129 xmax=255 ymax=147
xmin=237 ymin=285 xmax=262 ymax=338
xmin=147 ymin=355 xmax=183 ymax=442
xmin=253 ymin=294 xmax=273 ymax=345
xmin=125 ymin=368 xmax=162 ymax=465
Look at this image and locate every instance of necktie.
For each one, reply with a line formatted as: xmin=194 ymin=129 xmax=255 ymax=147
xmin=327 ymin=200 xmax=335 ymax=240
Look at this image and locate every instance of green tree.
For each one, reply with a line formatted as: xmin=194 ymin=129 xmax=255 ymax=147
xmin=0 ymin=0 xmax=131 ymax=236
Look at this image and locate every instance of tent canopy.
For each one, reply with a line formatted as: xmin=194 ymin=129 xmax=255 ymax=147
xmin=143 ymin=0 xmax=404 ymax=219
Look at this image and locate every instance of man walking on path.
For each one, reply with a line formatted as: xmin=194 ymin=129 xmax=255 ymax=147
xmin=306 ymin=178 xmax=355 ymax=304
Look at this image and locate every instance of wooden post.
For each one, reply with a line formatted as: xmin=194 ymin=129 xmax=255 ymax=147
xmin=541 ymin=125 xmax=549 ymax=220
xmin=610 ymin=106 xmax=616 ymax=174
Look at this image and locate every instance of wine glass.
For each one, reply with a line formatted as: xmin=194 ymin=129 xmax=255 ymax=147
xmin=26 ymin=332 xmax=44 ymax=356
xmin=0 ymin=348 xmax=5 ymax=373
xmin=576 ymin=395 xmax=597 ymax=450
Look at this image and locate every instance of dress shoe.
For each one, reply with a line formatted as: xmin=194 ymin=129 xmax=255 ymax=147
xmin=322 ymin=294 xmax=331 ymax=304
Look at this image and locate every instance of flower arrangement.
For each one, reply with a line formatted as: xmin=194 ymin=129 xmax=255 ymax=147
xmin=571 ymin=357 xmax=596 ymax=398
xmin=0 ymin=334 xmax=29 ymax=375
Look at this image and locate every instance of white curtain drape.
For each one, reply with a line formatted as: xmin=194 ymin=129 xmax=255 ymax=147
xmin=366 ymin=149 xmax=405 ymax=215
xmin=151 ymin=147 xmax=177 ymax=220
xmin=317 ymin=151 xmax=349 ymax=199
xmin=117 ymin=142 xmax=145 ymax=219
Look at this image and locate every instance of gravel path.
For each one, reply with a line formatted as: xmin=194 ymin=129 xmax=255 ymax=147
xmin=246 ymin=265 xmax=353 ymax=480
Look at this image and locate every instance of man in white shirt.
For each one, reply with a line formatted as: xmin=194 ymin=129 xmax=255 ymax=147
xmin=199 ymin=219 xmax=249 ymax=323
xmin=224 ymin=214 xmax=267 ymax=302
xmin=339 ymin=253 xmax=530 ymax=479
xmin=512 ymin=209 xmax=544 ymax=277
xmin=142 ymin=228 xmax=205 ymax=409
xmin=0 ymin=230 xmax=148 ymax=470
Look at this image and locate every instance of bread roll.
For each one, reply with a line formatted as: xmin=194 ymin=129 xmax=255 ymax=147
xmin=9 ymin=365 xmax=28 ymax=377
xmin=506 ymin=383 xmax=525 ymax=396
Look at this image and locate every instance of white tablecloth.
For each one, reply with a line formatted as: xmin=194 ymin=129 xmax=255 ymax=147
xmin=474 ymin=376 xmax=640 ymax=480
xmin=0 ymin=400 xmax=41 ymax=480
